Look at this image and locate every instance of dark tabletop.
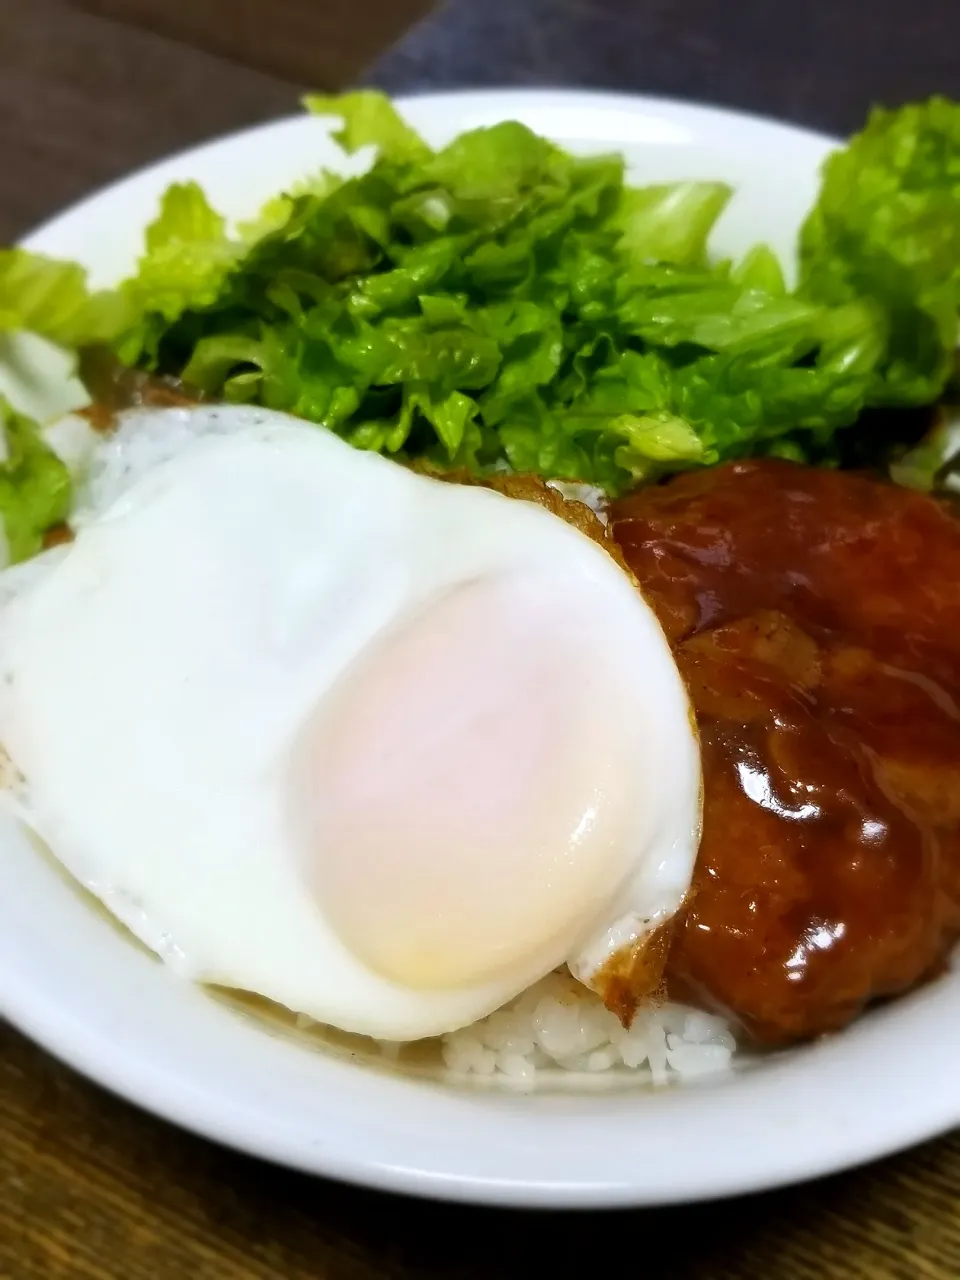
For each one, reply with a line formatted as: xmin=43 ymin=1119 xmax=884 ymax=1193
xmin=371 ymin=0 xmax=960 ymax=136
xmin=2 ymin=2 xmax=960 ymax=1277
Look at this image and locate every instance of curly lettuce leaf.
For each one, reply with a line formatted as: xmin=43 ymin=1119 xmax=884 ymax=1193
xmin=616 ymin=182 xmax=732 ymax=267
xmin=130 ymin=183 xmax=242 ymax=321
xmin=800 ymin=96 xmax=960 ymax=406
xmin=0 ymin=250 xmax=131 ymax=348
xmin=117 ymin=182 xmax=258 ymax=364
xmin=619 ymin=283 xmax=824 ymax=364
xmin=304 ymin=91 xmax=429 ymax=164
xmin=425 ymin=121 xmax=554 ymax=197
xmin=732 ymin=244 xmax=787 ymax=295
xmin=0 ymin=397 xmax=71 ymax=561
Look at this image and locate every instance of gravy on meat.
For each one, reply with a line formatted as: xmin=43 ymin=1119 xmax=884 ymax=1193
xmin=610 ymin=459 xmax=960 ymax=1045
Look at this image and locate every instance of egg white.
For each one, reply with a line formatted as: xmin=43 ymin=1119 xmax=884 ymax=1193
xmin=0 ymin=406 xmax=700 ymax=1040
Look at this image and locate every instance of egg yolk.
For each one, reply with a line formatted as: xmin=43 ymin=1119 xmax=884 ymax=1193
xmin=287 ymin=572 xmax=642 ymax=990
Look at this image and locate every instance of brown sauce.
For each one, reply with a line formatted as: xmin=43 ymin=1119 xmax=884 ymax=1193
xmin=41 ymin=522 xmax=74 ymax=549
xmin=77 ymin=345 xmax=198 ymax=430
xmin=610 ymin=459 xmax=960 ymax=1045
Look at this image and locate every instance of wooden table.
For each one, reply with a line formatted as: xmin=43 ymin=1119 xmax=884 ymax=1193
xmin=1 ymin=3 xmax=959 ymax=1276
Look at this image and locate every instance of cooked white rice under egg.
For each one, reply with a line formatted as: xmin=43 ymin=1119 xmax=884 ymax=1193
xmin=435 ymin=972 xmax=735 ymax=1088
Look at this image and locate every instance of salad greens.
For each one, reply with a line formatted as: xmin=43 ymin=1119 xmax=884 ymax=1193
xmin=1 ymin=91 xmax=959 ymax=559
xmin=0 ymin=398 xmax=71 ymax=562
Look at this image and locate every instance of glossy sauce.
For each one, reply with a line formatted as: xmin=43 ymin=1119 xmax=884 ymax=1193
xmin=610 ymin=459 xmax=960 ymax=1045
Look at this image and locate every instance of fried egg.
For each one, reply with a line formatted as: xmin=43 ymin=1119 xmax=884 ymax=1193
xmin=0 ymin=405 xmax=700 ymax=1041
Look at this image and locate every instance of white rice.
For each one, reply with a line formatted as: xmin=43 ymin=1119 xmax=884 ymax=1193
xmin=438 ymin=971 xmax=736 ymax=1090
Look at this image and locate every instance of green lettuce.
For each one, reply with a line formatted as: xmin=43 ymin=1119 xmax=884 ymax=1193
xmin=303 ymin=91 xmax=430 ymax=164
xmin=0 ymin=91 xmax=957 ymax=502
xmin=0 ymin=250 xmax=131 ymax=348
xmin=0 ymin=398 xmax=71 ymax=561
xmin=799 ymin=96 xmax=960 ymax=406
xmin=119 ymin=182 xmax=247 ymax=361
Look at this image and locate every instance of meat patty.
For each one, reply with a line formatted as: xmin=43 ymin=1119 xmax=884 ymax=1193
xmin=610 ymin=459 xmax=960 ymax=1044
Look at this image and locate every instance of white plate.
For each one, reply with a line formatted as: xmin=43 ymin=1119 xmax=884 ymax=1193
xmin=1 ymin=89 xmax=958 ymax=1208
